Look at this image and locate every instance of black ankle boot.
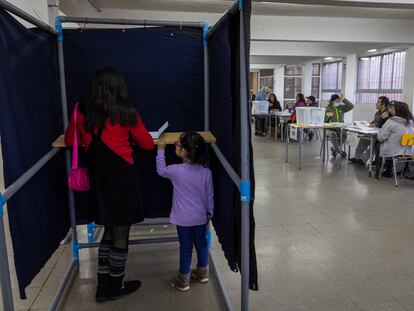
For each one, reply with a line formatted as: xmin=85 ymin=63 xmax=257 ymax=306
xmin=109 ymin=275 xmax=142 ymax=300
xmin=95 ymin=273 xmax=110 ymax=302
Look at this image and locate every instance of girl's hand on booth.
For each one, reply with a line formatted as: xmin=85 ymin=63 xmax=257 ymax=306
xmin=326 ymin=112 xmax=334 ymax=117
xmin=158 ymin=139 xmax=166 ymax=150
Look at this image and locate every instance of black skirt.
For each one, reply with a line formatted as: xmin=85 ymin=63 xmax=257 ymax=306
xmin=87 ymin=128 xmax=144 ymax=226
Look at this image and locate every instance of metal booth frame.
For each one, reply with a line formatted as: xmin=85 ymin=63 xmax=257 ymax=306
xmin=0 ymin=0 xmax=251 ymax=310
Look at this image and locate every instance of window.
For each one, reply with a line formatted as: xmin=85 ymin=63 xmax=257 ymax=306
xmin=321 ymin=61 xmax=342 ymax=101
xmin=312 ymin=63 xmax=321 ymax=100
xmin=259 ymin=75 xmax=274 ymax=89
xmin=284 ymin=65 xmax=303 ymax=108
xmin=259 ymin=69 xmax=274 ymax=90
xmin=357 ymin=51 xmax=406 ymax=103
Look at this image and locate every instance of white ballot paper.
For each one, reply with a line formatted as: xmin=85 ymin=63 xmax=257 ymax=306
xmin=150 ymin=121 xmax=169 ymax=139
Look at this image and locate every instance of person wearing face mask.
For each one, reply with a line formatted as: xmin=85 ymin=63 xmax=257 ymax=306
xmin=325 ymin=94 xmax=354 ymax=158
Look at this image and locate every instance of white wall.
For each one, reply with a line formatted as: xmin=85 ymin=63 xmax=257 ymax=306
xmin=252 ymin=15 xmax=414 ymax=44
xmin=303 ymin=62 xmax=313 ymax=98
xmin=274 ymin=67 xmax=285 ymax=107
xmin=344 ymin=54 xmax=357 ymax=122
xmin=353 ymin=104 xmax=377 ymax=122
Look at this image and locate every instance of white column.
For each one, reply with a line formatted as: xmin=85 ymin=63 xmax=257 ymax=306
xmin=48 ymin=0 xmax=60 ymax=26
xmin=344 ymin=53 xmax=357 ymax=122
xmin=274 ymin=66 xmax=285 ymax=109
xmin=403 ymin=46 xmax=414 ymax=111
xmin=303 ymin=62 xmax=313 ymax=97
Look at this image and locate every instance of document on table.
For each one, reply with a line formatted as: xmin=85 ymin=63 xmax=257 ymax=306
xmin=150 ymin=121 xmax=169 ymax=139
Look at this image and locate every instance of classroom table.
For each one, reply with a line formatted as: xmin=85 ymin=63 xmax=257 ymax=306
xmin=285 ymin=123 xmax=346 ymax=170
xmin=272 ymin=111 xmax=291 ymax=141
xmin=343 ymin=126 xmax=380 ymax=177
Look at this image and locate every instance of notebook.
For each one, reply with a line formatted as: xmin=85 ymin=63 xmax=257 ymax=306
xmin=150 ymin=121 xmax=169 ymax=139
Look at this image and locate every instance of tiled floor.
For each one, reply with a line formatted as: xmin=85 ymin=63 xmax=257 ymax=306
xmin=2 ymin=135 xmax=414 ymax=310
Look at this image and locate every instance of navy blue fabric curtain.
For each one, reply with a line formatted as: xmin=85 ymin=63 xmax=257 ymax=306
xmin=209 ymin=0 xmax=258 ymax=290
xmin=0 ymin=10 xmax=69 ymax=298
xmin=61 ymin=27 xmax=205 ymax=221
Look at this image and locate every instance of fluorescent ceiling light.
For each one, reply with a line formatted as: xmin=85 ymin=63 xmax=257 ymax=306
xmin=368 ymin=49 xmax=377 ymax=52
xmin=324 ymin=57 xmax=333 ymax=60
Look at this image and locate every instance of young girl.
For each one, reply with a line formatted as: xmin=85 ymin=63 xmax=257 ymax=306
xmin=65 ymin=66 xmax=154 ymax=302
xmin=156 ymin=132 xmax=214 ymax=292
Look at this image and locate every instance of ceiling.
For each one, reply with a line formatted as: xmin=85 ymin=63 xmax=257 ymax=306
xmin=71 ymin=0 xmax=414 ymax=19
xmin=59 ymin=0 xmax=414 ymax=65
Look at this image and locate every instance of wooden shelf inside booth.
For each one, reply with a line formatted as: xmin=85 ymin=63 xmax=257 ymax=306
xmin=52 ymin=131 xmax=217 ymax=148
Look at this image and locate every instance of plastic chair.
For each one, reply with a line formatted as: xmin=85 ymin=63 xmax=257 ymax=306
xmin=379 ymin=133 xmax=414 ymax=187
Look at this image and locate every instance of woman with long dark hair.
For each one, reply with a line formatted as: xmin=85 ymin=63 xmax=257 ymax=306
xmin=377 ymin=101 xmax=414 ymax=177
xmin=65 ymin=66 xmax=154 ymax=302
xmin=268 ymin=93 xmax=282 ymax=112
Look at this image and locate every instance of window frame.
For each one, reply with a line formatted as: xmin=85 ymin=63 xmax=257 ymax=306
xmin=356 ymin=51 xmax=406 ymax=103
xmin=283 ymin=65 xmax=304 ymax=107
xmin=311 ymin=63 xmax=321 ymax=100
xmin=321 ymin=61 xmax=342 ymax=94
xmin=259 ymin=75 xmax=274 ymax=90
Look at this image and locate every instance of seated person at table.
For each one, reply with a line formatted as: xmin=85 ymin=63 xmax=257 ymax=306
xmin=268 ymin=93 xmax=282 ymax=132
xmin=305 ymin=95 xmax=319 ymax=140
xmin=325 ymin=94 xmax=354 ymax=158
xmin=283 ymin=93 xmax=306 ymax=139
xmin=306 ymin=96 xmax=319 ymax=107
xmin=376 ymin=101 xmax=414 ymax=178
xmin=254 ymin=87 xmax=272 ymax=136
xmin=269 ymin=93 xmax=282 ymax=112
xmin=350 ymin=96 xmax=389 ymax=165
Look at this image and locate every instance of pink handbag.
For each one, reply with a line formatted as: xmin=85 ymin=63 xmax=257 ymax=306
xmin=68 ymin=104 xmax=90 ymax=191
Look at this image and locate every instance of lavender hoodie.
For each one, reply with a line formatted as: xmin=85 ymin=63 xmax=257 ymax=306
xmin=156 ymin=150 xmax=214 ymax=227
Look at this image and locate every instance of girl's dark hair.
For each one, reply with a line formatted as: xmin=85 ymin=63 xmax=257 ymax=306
xmin=268 ymin=93 xmax=277 ymax=103
xmin=296 ymin=93 xmax=306 ymax=103
xmin=179 ymin=132 xmax=207 ymax=165
xmin=393 ymin=101 xmax=414 ymax=126
xmin=84 ymin=66 xmax=140 ymax=132
xmin=329 ymin=94 xmax=340 ymax=105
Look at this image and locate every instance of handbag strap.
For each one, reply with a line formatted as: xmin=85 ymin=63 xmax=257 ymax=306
xmin=72 ymin=103 xmax=79 ymax=170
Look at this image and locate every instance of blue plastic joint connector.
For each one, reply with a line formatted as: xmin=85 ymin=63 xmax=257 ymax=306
xmin=55 ymin=16 xmax=65 ymax=41
xmin=87 ymin=222 xmax=97 ymax=243
xmin=0 ymin=193 xmax=6 ymax=217
xmin=201 ymin=22 xmax=208 ymax=46
xmin=238 ymin=0 xmax=244 ymax=11
xmin=240 ymin=180 xmax=251 ymax=203
xmin=72 ymin=242 xmax=81 ymax=259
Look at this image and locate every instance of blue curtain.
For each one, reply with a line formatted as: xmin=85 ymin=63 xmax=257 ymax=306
xmin=0 ymin=10 xmax=69 ymax=298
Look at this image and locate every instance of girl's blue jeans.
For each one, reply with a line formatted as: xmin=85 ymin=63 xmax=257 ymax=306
xmin=176 ymin=224 xmax=208 ymax=274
